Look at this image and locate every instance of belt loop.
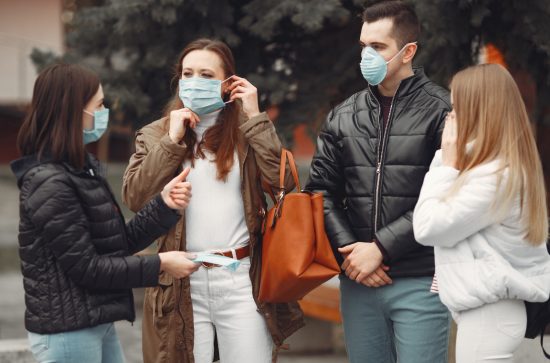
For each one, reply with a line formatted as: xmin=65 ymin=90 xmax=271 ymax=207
xmin=231 ymin=248 xmax=237 ymax=259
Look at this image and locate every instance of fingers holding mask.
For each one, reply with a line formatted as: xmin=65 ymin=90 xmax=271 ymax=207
xmin=168 ymin=108 xmax=200 ymax=143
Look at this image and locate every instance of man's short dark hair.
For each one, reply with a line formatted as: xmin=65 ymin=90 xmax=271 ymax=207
xmin=362 ymin=1 xmax=420 ymax=47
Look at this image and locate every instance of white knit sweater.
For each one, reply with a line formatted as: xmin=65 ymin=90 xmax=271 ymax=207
xmin=183 ymin=110 xmax=249 ymax=252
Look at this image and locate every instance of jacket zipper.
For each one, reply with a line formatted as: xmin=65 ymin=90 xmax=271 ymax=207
xmin=239 ymin=144 xmax=250 ymax=231
xmin=239 ymin=144 xmax=271 ymax=323
xmin=373 ymin=84 xmax=401 ymax=233
xmin=89 ymin=168 xmax=136 ymax=326
xmin=61 ymin=161 xmax=137 ymax=325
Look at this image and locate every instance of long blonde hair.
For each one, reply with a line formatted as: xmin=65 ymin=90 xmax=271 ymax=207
xmin=450 ymin=63 xmax=548 ymax=245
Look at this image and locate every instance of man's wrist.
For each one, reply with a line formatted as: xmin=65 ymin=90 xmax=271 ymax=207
xmin=373 ymin=238 xmax=390 ymax=262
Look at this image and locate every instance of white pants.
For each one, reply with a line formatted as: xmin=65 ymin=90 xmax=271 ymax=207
xmin=190 ymin=257 xmax=273 ymax=363
xmin=454 ymin=299 xmax=526 ymax=363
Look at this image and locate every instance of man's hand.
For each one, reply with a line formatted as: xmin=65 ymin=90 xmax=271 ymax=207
xmin=361 ymin=264 xmax=392 ymax=287
xmin=339 ymin=242 xmax=384 ymax=282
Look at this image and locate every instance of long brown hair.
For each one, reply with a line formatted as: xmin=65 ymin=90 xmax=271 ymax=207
xmin=164 ymin=38 xmax=240 ymax=181
xmin=450 ymin=63 xmax=548 ymax=245
xmin=17 ymin=63 xmax=100 ymax=169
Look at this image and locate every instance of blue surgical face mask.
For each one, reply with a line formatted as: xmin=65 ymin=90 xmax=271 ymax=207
xmin=178 ymin=77 xmax=232 ymax=115
xmin=359 ymin=42 xmax=417 ymax=85
xmin=83 ymin=108 xmax=109 ymax=145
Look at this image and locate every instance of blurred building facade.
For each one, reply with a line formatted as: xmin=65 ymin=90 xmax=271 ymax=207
xmin=0 ymin=2 xmax=548 ymax=173
xmin=0 ymin=0 xmax=64 ymax=163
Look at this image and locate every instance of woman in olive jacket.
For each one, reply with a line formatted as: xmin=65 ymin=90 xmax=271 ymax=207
xmin=122 ymin=39 xmax=304 ymax=363
xmin=13 ymin=63 xmax=198 ymax=363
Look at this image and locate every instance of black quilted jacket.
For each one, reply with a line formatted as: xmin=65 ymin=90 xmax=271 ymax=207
xmin=11 ymin=153 xmax=179 ymax=334
xmin=306 ymin=68 xmax=451 ymax=277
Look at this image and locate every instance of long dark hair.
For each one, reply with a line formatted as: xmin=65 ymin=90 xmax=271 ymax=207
xmin=163 ymin=38 xmax=240 ymax=181
xmin=17 ymin=63 xmax=100 ymax=169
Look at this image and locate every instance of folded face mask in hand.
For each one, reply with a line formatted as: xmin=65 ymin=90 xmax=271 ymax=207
xmin=191 ymin=253 xmax=241 ymax=272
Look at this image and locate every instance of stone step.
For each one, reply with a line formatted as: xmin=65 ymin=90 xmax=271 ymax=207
xmin=0 ymin=339 xmax=33 ymax=363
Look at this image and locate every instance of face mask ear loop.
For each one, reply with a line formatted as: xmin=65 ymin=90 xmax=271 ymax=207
xmin=83 ymin=109 xmax=95 ymax=131
xmin=222 ymin=76 xmax=235 ymax=104
xmin=386 ymin=41 xmax=418 ymax=65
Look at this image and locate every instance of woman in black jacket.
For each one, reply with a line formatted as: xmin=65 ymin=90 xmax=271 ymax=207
xmin=11 ymin=63 xmax=198 ymax=363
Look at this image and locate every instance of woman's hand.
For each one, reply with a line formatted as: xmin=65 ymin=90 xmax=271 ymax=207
xmin=161 ymin=167 xmax=192 ymax=210
xmin=227 ymin=75 xmax=260 ymax=119
xmin=442 ymin=111 xmax=458 ymax=169
xmin=168 ymin=107 xmax=200 ymax=144
xmin=159 ymin=251 xmax=200 ymax=279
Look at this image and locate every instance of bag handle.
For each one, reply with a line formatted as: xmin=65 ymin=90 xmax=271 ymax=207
xmin=279 ymin=149 xmax=301 ymax=192
xmin=262 ymin=149 xmax=301 ymax=204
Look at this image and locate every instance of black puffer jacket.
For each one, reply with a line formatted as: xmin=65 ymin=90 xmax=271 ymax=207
xmin=11 ymin=153 xmax=180 ymax=334
xmin=306 ymin=68 xmax=450 ymax=277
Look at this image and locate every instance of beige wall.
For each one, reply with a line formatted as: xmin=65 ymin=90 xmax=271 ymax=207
xmin=0 ymin=0 xmax=63 ymax=104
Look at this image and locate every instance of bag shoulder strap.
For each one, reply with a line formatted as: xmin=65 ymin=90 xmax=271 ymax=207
xmin=541 ymin=329 xmax=550 ymax=359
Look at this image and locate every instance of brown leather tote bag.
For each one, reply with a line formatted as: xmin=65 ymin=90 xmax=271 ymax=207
xmin=258 ymin=149 xmax=340 ymax=303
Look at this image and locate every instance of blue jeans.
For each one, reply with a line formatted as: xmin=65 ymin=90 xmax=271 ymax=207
xmin=28 ymin=323 xmax=125 ymax=363
xmin=340 ymin=275 xmax=451 ymax=363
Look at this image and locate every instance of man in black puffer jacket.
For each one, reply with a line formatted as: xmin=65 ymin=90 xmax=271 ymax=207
xmin=305 ymin=2 xmax=452 ymax=362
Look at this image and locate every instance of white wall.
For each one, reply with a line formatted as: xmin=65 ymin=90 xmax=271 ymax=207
xmin=0 ymin=0 xmax=63 ymax=104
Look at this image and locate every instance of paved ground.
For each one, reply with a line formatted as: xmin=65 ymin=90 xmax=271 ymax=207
xmin=0 ymin=166 xmax=19 ymax=248
xmin=0 ymin=271 xmax=347 ymax=362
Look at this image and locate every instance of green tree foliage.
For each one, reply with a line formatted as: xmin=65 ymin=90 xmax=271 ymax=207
xmin=416 ymin=0 xmax=550 ymax=127
xmin=32 ymin=0 xmax=550 ymax=141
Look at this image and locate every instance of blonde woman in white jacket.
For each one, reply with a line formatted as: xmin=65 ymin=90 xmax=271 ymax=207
xmin=413 ymin=63 xmax=550 ymax=363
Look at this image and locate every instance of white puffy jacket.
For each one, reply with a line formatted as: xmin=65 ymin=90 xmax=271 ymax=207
xmin=413 ymin=150 xmax=550 ymax=313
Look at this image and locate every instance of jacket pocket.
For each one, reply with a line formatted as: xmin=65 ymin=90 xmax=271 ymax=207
xmin=149 ymin=272 xmax=175 ymax=331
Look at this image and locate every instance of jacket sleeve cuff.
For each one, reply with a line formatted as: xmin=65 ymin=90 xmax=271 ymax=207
xmin=373 ymin=237 xmax=390 ymax=263
xmin=238 ymin=112 xmax=271 ymax=138
xmin=140 ymin=254 xmax=162 ymax=287
xmin=154 ymin=194 xmax=180 ymax=217
xmin=329 ymin=229 xmax=357 ymax=249
xmin=159 ymin=133 xmax=188 ymax=158
xmin=148 ymin=194 xmax=181 ymax=233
